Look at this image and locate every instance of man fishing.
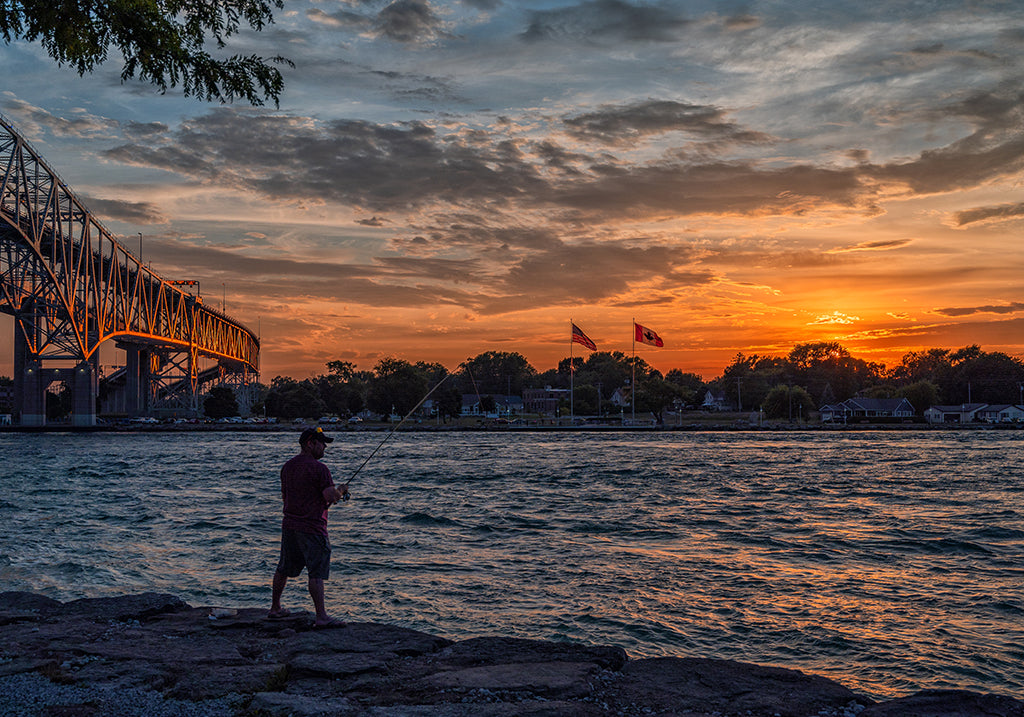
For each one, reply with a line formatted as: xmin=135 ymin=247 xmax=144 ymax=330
xmin=269 ymin=426 xmax=348 ymax=628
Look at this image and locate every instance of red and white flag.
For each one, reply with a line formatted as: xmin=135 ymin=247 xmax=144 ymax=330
xmin=634 ymin=322 xmax=664 ymax=347
xmin=571 ymin=322 xmax=597 ymax=351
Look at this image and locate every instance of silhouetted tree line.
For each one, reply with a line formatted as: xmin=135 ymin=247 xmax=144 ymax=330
xmin=249 ymin=342 xmax=1024 ymax=422
xmin=717 ymin=342 xmax=1024 ymax=417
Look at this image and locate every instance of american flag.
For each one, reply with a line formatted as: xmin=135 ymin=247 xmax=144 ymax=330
xmin=571 ymin=323 xmax=597 ymax=351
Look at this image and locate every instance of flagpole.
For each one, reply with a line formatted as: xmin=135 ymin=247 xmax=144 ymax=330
xmin=569 ymin=320 xmax=574 ymax=427
xmin=631 ymin=318 xmax=636 ymax=426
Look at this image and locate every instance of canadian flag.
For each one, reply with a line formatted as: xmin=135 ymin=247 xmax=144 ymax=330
xmin=634 ymin=323 xmax=664 ymax=347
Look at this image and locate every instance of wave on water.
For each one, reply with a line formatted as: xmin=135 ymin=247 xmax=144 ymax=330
xmin=400 ymin=512 xmax=460 ymax=526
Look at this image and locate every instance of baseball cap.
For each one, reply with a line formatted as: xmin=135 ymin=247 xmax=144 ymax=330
xmin=300 ymin=426 xmax=334 ymax=445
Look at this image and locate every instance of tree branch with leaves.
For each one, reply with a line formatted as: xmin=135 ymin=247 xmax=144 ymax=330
xmin=1 ymin=0 xmax=292 ymax=105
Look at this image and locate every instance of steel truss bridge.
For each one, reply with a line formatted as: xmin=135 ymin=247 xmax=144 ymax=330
xmin=0 ymin=114 xmax=259 ymax=426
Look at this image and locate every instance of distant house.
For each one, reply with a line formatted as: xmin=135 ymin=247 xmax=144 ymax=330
xmin=702 ymin=390 xmax=732 ymax=412
xmin=976 ymin=404 xmax=1024 ymax=423
xmin=933 ymin=404 xmax=1024 ymax=424
xmin=461 ymin=394 xmax=524 ymax=418
xmin=820 ymin=397 xmax=914 ymax=422
xmin=819 ymin=403 xmax=852 ymax=423
xmin=923 ymin=403 xmax=987 ymax=424
xmin=522 ymin=387 xmax=569 ymax=416
xmin=610 ymin=386 xmax=631 ymax=408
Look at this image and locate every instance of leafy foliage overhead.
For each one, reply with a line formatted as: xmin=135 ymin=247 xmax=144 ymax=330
xmin=1 ymin=0 xmax=290 ymax=105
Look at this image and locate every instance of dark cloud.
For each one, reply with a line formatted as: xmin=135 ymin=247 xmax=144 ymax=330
xmin=563 ymin=99 xmax=773 ymax=146
xmin=952 ymin=202 xmax=1024 ymax=226
xmin=868 ymin=91 xmax=1024 ymax=196
xmin=872 ymin=134 xmax=1024 ymax=195
xmin=83 ymin=196 xmax=169 ymax=225
xmin=413 ymin=220 xmax=563 ymax=251
xmin=121 ymin=121 xmax=169 ymax=140
xmin=830 ymin=239 xmax=913 ymax=253
xmin=377 ymin=0 xmax=448 ymax=43
xmin=306 ymin=7 xmax=373 ymax=30
xmin=357 ymin=216 xmax=388 ymax=226
xmin=479 ymin=241 xmax=711 ymax=314
xmin=103 ymin=110 xmax=548 ymax=212
xmin=522 ymin=0 xmax=689 ymax=43
xmin=950 ymin=200 xmax=1024 ymax=225
xmin=934 ymin=302 xmax=1024 ymax=317
xmin=306 ymin=1 xmax=448 ymax=43
xmin=723 ymin=14 xmax=761 ymax=31
xmin=144 ymin=237 xmax=483 ymax=308
xmin=552 ymin=161 xmax=869 ymax=218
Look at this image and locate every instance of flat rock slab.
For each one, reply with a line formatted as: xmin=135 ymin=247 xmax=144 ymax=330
xmin=288 ymin=622 xmax=454 ymax=657
xmin=434 ymin=637 xmax=627 ymax=671
xmin=251 ymin=691 xmax=358 ymax=716
xmin=290 ymin=651 xmax=394 ymax=679
xmin=606 ymin=656 xmax=864 ymax=717
xmin=422 ymin=660 xmax=599 ymax=699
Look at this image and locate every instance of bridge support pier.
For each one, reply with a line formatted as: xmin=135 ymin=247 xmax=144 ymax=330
xmin=71 ymin=358 xmax=98 ymax=427
xmin=19 ymin=361 xmax=46 ymax=427
xmin=12 ymin=320 xmax=98 ymax=427
xmin=14 ymin=326 xmax=45 ymax=426
xmin=121 ymin=343 xmax=153 ymax=417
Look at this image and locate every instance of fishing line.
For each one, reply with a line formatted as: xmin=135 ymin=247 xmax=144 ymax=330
xmin=342 ymin=372 xmax=452 ymax=494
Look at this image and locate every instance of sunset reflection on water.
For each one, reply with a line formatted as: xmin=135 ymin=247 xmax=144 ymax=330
xmin=1 ymin=429 xmax=1021 ymax=700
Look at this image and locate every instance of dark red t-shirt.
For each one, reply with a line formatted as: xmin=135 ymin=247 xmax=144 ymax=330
xmin=280 ymin=453 xmax=335 ymax=536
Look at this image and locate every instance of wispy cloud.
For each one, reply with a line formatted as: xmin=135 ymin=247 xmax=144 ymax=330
xmin=934 ymin=302 xmax=1024 ymax=317
xmin=808 ymin=312 xmax=861 ymax=325
xmin=951 ymin=201 xmax=1024 ymax=226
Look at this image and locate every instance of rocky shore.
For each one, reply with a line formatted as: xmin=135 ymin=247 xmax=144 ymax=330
xmin=0 ymin=592 xmax=1020 ymax=717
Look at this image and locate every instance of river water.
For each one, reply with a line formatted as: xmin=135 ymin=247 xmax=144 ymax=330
xmin=0 ymin=429 xmax=1021 ymax=701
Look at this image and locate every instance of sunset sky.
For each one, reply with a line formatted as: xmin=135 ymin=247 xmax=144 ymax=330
xmin=3 ymin=0 xmax=1024 ymax=381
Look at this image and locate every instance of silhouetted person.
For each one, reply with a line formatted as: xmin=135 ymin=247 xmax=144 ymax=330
xmin=269 ymin=426 xmax=348 ymax=627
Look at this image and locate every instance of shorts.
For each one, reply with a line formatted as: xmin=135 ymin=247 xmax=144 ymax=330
xmin=276 ymin=528 xmax=331 ymax=580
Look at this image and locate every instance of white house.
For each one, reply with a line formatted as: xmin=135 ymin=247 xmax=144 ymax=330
xmin=702 ymin=390 xmax=732 ymax=411
xmin=975 ymin=404 xmax=1024 ymax=423
xmin=610 ymin=386 xmax=631 ymax=407
xmin=923 ymin=403 xmax=987 ymax=424
xmin=820 ymin=397 xmax=914 ymax=422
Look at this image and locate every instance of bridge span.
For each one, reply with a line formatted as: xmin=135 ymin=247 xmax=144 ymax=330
xmin=0 ymin=114 xmax=259 ymax=426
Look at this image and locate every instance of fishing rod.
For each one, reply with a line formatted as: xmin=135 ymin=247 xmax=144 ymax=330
xmin=342 ymin=372 xmax=452 ymax=496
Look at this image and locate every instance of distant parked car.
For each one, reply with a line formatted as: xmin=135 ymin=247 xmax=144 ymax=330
xmin=347 ymin=416 xmax=362 ymax=424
